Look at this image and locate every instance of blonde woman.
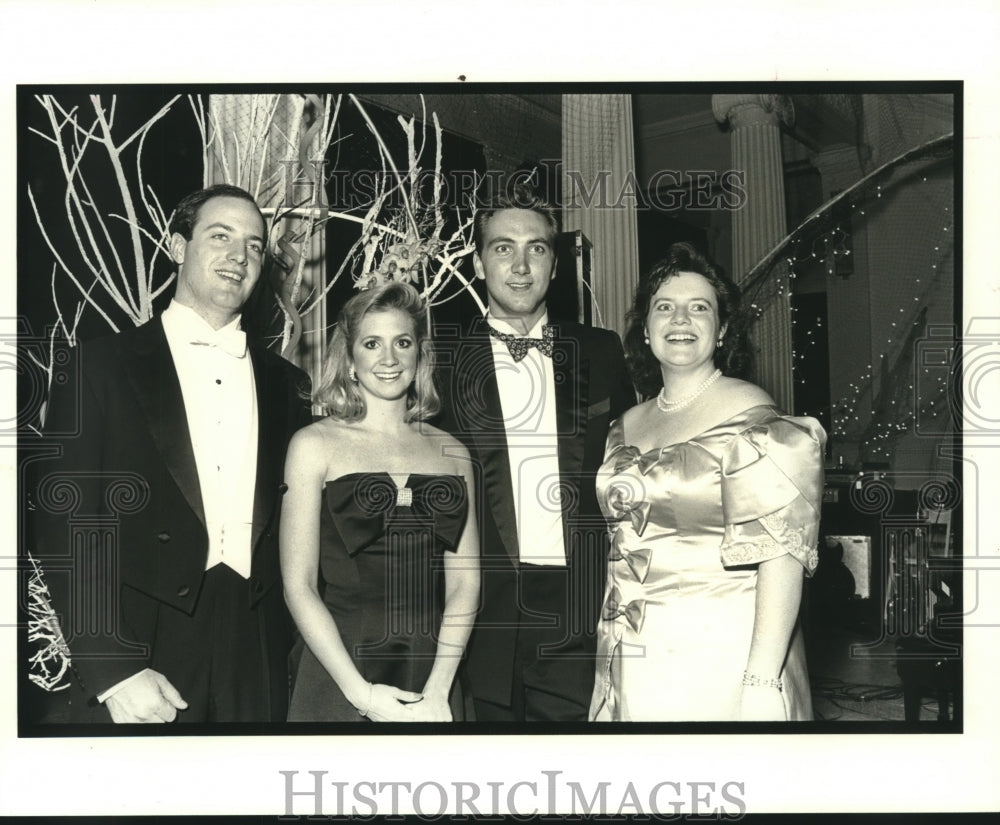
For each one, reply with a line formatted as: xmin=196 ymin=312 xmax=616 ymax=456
xmin=281 ymin=282 xmax=479 ymax=721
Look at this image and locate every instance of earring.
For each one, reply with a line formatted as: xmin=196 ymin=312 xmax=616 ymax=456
xmin=643 ymin=333 xmax=650 ymax=344
xmin=717 ymin=338 xmax=724 ymax=347
xmin=348 ymin=365 xmax=358 ymax=383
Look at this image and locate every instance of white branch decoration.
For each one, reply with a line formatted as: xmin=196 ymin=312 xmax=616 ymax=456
xmin=26 ymin=554 xmax=72 ymax=692
xmin=341 ymin=96 xmax=482 ymax=313
xmin=28 ymin=93 xmax=177 ymax=342
xmin=30 ymin=91 xmax=485 ymax=380
xmin=26 ymin=91 xmax=487 ymax=690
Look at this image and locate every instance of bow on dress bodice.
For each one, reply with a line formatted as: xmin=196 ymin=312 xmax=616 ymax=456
xmin=603 ymin=584 xmax=647 ymax=633
xmin=603 ymin=444 xmax=657 ymax=586
xmin=324 ymin=473 xmax=468 ymax=556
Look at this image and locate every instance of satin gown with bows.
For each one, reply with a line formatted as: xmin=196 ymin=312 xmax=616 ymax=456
xmin=589 ymin=405 xmax=826 ymax=722
xmin=288 ymin=473 xmax=469 ymax=721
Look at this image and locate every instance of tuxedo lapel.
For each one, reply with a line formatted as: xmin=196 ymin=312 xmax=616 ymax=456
xmin=552 ymin=324 xmax=589 ymax=492
xmin=249 ymin=345 xmax=286 ymax=554
xmin=459 ymin=320 xmax=520 ymax=565
xmin=120 ymin=319 xmax=206 ymax=527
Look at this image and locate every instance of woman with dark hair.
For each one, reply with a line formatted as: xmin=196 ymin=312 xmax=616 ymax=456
xmin=281 ymin=281 xmax=479 ymax=721
xmin=590 ymin=242 xmax=825 ymax=722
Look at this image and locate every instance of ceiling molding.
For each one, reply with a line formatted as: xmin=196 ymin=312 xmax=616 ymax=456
xmin=509 ymin=94 xmax=562 ymax=126
xmin=788 ymin=94 xmax=862 ymax=152
xmin=920 ymin=93 xmax=956 ymax=126
xmin=640 ymin=108 xmax=719 ymax=141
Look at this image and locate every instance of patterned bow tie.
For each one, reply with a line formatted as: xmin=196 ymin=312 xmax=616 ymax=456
xmin=190 ymin=327 xmax=247 ymax=359
xmin=487 ymin=324 xmax=555 ymax=362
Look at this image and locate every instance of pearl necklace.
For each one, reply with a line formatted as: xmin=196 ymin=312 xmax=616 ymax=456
xmin=656 ymin=369 xmax=722 ymax=413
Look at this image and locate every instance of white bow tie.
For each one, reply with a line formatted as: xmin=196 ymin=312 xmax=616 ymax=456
xmin=190 ymin=327 xmax=247 ymax=359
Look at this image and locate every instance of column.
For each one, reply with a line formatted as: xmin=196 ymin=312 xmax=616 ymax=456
xmin=712 ymin=94 xmax=794 ymax=411
xmin=562 ymin=94 xmax=640 ymax=337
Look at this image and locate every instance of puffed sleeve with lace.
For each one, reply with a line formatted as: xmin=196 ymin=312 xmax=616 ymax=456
xmin=719 ymin=412 xmax=826 ymax=574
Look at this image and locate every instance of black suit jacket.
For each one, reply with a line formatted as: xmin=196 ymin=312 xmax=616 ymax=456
xmin=435 ymin=317 xmax=635 ymax=706
xmin=27 ymin=318 xmax=312 ymax=720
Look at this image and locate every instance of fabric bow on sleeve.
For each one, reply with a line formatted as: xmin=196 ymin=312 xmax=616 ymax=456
xmin=719 ymin=414 xmax=826 ymax=573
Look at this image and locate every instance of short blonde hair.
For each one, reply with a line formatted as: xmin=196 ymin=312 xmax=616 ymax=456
xmin=313 ymin=281 xmax=440 ymax=422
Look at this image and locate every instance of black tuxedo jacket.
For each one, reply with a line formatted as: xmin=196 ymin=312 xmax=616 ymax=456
xmin=435 ymin=317 xmax=635 ymax=707
xmin=27 ymin=318 xmax=312 ymax=720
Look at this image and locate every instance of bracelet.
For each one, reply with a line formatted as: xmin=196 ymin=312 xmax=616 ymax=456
xmin=742 ymin=671 xmax=783 ymax=692
xmin=356 ymin=682 xmax=374 ymax=717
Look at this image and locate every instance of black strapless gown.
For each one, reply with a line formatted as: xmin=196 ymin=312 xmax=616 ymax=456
xmin=287 ymin=473 xmax=469 ymax=721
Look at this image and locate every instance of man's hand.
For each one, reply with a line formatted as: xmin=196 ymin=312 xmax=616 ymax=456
xmin=105 ymin=670 xmax=188 ymax=723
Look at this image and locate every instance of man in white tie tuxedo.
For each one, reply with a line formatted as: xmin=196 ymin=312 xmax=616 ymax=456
xmin=29 ymin=185 xmax=313 ymax=723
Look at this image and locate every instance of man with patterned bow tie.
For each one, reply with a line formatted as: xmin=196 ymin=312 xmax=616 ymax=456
xmin=436 ymin=184 xmax=635 ymax=721
xmin=29 ymin=185 xmax=312 ymax=723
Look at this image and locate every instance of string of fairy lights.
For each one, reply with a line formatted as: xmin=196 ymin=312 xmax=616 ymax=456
xmin=744 ymin=170 xmax=954 ymax=465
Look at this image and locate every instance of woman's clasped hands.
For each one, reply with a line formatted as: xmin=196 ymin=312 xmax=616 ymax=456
xmin=358 ymin=682 xmax=452 ymax=722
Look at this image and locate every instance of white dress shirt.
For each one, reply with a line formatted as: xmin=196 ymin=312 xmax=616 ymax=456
xmin=161 ymin=300 xmax=258 ymax=579
xmin=488 ymin=312 xmax=566 ymax=567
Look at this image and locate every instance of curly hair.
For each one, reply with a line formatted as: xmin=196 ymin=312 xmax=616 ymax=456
xmin=313 ymin=282 xmax=440 ymax=422
xmin=624 ymin=242 xmax=753 ymax=398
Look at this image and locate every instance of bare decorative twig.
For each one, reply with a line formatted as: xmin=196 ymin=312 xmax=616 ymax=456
xmin=28 ymin=94 xmax=178 ymax=340
xmin=30 ymin=91 xmax=485 ymax=369
xmin=342 ymin=96 xmax=482 ymax=312
xmin=26 ymin=554 xmax=72 ymax=691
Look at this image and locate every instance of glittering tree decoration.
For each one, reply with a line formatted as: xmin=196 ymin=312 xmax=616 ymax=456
xmin=741 ymin=131 xmax=954 ymax=467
